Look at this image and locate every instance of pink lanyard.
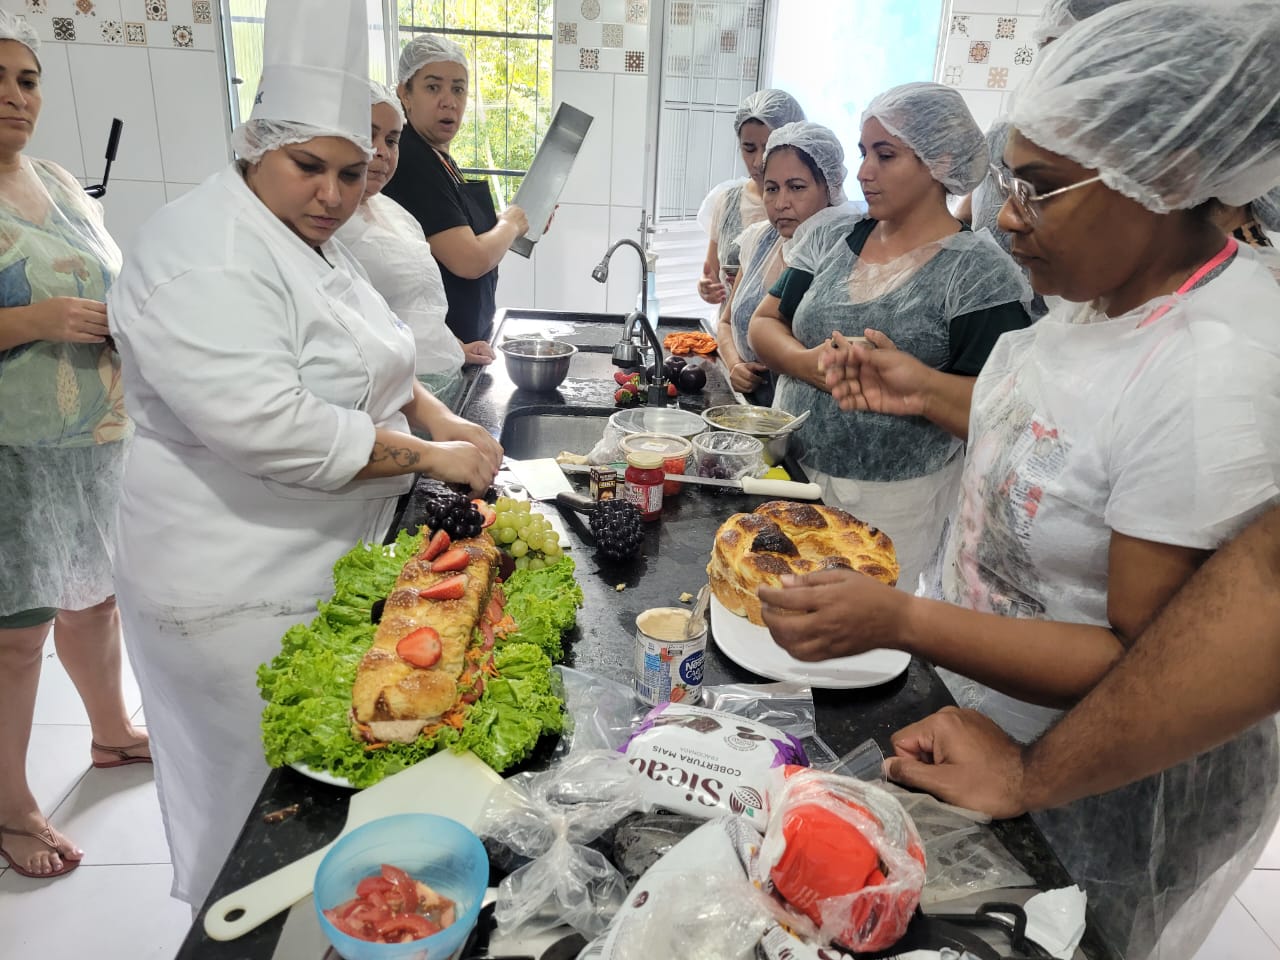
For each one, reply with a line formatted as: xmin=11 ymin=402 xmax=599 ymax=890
xmin=1136 ymin=237 xmax=1238 ymax=328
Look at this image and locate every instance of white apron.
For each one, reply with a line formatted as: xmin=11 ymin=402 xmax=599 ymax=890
xmin=108 ymin=165 xmax=416 ymax=905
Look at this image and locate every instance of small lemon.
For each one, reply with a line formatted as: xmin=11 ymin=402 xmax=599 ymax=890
xmin=763 ymin=465 xmax=791 ymax=481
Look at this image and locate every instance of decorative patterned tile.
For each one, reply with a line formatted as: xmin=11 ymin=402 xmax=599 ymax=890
xmin=625 ymin=0 xmax=648 ymax=25
xmin=944 ymin=64 xmax=963 ymax=86
xmin=125 ymin=20 xmax=146 ymax=43
xmin=996 ymin=16 xmax=1017 ymax=39
xmin=695 ymin=3 xmax=715 ymax=25
xmin=740 ymin=54 xmax=758 ymax=80
xmin=192 ymin=0 xmax=211 ymax=24
xmin=74 ymin=0 xmax=98 ymax=16
xmin=951 ymin=14 xmax=969 ymax=35
xmin=52 ymin=16 xmax=75 ymax=40
xmin=145 ymin=0 xmax=167 ymax=21
xmin=171 ymin=23 xmax=192 ymax=47
xmin=746 ymin=3 xmax=763 ymax=28
xmin=580 ymin=0 xmax=599 ymax=21
xmin=1014 ymin=44 xmax=1034 ymax=66
xmin=579 ymin=46 xmax=599 ymax=70
xmin=667 ymin=52 xmax=690 ymax=75
xmin=670 ymin=1 xmax=691 ymax=25
xmin=987 ymin=66 xmax=1009 ymax=89
xmin=557 ymin=20 xmax=577 ymax=43
xmin=602 ymin=22 xmax=623 ymax=47
xmin=719 ymin=28 xmax=737 ymax=53
xmin=25 ymin=0 xmax=48 ymax=13
xmin=624 ymin=49 xmax=645 ymax=73
xmin=100 ymin=18 xmax=123 ymax=42
xmin=968 ymin=40 xmax=991 ymax=63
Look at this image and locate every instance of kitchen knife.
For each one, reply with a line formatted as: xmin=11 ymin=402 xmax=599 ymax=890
xmin=501 ymin=457 xmax=574 ymax=501
xmin=558 ymin=462 xmax=821 ymax=499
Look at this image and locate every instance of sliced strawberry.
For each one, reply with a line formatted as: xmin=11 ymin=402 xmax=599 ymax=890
xmin=419 ymin=529 xmax=450 ymax=562
xmin=472 ymin=499 xmax=497 ymax=528
xmin=418 ymin=574 xmax=467 ymax=602
xmin=396 ymin=627 xmax=441 ymax=668
xmin=613 ymin=370 xmax=634 ymax=386
xmin=430 ymin=548 xmax=471 ymax=573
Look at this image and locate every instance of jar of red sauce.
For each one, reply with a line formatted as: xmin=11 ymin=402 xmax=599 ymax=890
xmin=623 ymin=450 xmax=664 ymax=521
xmin=621 ymin=432 xmax=693 ymax=498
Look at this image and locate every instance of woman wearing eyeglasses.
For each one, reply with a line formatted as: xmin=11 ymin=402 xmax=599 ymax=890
xmin=748 ymin=82 xmax=1031 ymax=592
xmin=762 ymin=3 xmax=1280 ymax=957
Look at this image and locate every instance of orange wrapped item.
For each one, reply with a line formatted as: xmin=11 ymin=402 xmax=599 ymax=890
xmin=760 ymin=766 xmax=925 ymax=953
xmin=663 ymin=331 xmax=718 ymax=356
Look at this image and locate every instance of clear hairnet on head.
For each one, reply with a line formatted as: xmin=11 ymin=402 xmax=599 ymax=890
xmin=230 ymin=119 xmax=372 ymax=164
xmin=1032 ymin=0 xmax=1129 ymax=44
xmin=765 ymin=121 xmax=849 ymax=206
xmin=0 ymin=9 xmax=40 ymax=61
xmin=368 ymin=79 xmax=405 ymax=126
xmin=1252 ymin=185 xmax=1280 ymax=232
xmin=734 ymin=88 xmax=805 ymax=134
xmin=862 ymin=82 xmax=987 ymax=196
xmin=1013 ymin=0 xmax=1280 ymax=213
xmin=397 ymin=34 xmax=468 ymax=86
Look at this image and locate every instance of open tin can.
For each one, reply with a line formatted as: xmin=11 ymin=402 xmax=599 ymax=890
xmin=633 ymin=607 xmax=706 ymax=706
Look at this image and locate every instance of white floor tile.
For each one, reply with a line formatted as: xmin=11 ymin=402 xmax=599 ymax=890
xmin=0 ymin=864 xmax=189 ymax=960
xmin=32 ymin=633 xmax=143 ymax=725
xmin=1256 ymin=816 xmax=1280 ymax=870
xmin=1193 ymin=894 xmax=1280 ymax=959
xmin=25 ymin=724 xmax=91 ymax=815
xmin=49 ymin=764 xmax=170 ymax=866
xmin=1237 ymin=870 xmax=1280 ymax=947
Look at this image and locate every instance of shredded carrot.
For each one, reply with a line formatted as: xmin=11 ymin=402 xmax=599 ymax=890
xmin=482 ymin=659 xmax=500 ymax=677
xmin=663 ymin=331 xmax=718 ymax=356
xmin=493 ymin=614 xmax=517 ymax=637
xmin=364 ymin=741 xmax=389 ymax=752
xmin=443 ymin=708 xmax=467 ymax=730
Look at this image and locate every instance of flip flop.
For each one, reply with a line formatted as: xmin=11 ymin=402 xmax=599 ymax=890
xmin=0 ymin=823 xmax=81 ymax=879
xmin=90 ymin=739 xmax=152 ymax=769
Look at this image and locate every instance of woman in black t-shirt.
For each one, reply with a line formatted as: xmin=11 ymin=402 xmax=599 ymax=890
xmin=385 ymin=35 xmax=529 ymax=348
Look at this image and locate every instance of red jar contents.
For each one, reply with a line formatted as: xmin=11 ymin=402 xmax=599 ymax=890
xmin=624 ymin=453 xmax=664 ymax=521
xmin=661 ymin=454 xmax=688 ymax=497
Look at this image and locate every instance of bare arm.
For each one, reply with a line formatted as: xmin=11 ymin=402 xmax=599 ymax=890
xmin=747 ymin=294 xmax=829 ymax=391
xmin=885 ymin=506 xmax=1280 ymax=816
xmin=426 ymin=205 xmax=527 ymax=280
xmin=401 ymin=381 xmax=502 ymax=471
xmin=698 ymin=238 xmax=727 ymax=304
xmin=0 ymin=299 xmax=110 ymax=350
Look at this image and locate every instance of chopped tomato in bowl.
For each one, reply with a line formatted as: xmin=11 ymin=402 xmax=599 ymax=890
xmin=323 ymin=864 xmax=459 ymax=944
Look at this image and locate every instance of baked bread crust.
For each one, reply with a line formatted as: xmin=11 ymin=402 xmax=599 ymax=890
xmin=352 ymin=537 xmax=499 ymax=735
xmin=708 ymin=501 xmax=898 ymax=625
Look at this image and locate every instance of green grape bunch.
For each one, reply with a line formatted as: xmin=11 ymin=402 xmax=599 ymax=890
xmin=489 ymin=496 xmax=565 ymax=571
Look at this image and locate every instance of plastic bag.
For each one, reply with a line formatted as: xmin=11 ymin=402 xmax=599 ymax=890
xmin=759 ymin=766 xmax=927 ymax=952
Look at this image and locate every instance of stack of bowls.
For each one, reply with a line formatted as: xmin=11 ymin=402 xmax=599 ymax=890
xmin=700 ymin=405 xmax=796 ymax=466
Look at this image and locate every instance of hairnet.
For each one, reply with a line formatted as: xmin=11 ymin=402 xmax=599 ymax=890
xmin=368 ymin=79 xmax=405 ymax=126
xmin=1012 ymin=0 xmax=1280 ymax=214
xmin=0 ymin=9 xmax=40 ymax=62
xmin=734 ymin=88 xmax=805 ymax=134
xmin=862 ymin=82 xmax=987 ymax=196
xmin=1032 ymin=0 xmax=1130 ymax=43
xmin=765 ymin=121 xmax=849 ymax=206
xmin=230 ymin=120 xmax=372 ymax=164
xmin=1252 ymin=185 xmax=1280 ymax=231
xmin=397 ymin=34 xmax=468 ymax=86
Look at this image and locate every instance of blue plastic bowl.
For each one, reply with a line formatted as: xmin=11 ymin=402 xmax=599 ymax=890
xmin=314 ymin=814 xmax=489 ymax=960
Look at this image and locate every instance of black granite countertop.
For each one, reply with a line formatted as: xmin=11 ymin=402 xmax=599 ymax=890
xmin=177 ymin=309 xmax=1113 ymax=960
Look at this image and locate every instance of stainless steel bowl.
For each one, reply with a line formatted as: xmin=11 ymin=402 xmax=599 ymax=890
xmin=700 ymin=404 xmax=796 ymax=466
xmin=498 ymin=338 xmax=578 ymax=392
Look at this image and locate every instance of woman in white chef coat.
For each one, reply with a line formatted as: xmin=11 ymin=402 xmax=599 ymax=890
xmin=107 ymin=0 xmax=501 ymax=907
xmin=337 ymin=82 xmax=469 ymax=410
xmin=765 ymin=3 xmax=1280 ymax=957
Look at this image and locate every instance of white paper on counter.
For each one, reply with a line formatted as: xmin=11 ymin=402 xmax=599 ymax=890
xmin=1024 ymin=884 xmax=1088 ymax=959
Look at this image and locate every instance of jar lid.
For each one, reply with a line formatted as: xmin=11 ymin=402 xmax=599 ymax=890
xmin=620 ymin=432 xmax=694 ymax=462
xmin=625 ymin=449 xmax=666 ymax=470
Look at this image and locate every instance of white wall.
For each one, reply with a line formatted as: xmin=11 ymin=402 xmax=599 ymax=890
xmin=16 ymin=0 xmax=233 ymax=252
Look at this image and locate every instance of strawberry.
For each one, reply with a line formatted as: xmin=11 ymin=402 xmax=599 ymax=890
xmin=613 ymin=371 xmax=634 ymax=386
xmin=396 ymin=627 xmax=442 ymax=668
xmin=418 ymin=574 xmax=467 ymax=601
xmin=472 ymin=499 xmax=497 ymax=528
xmin=419 ymin=529 xmax=450 ymax=562
xmin=430 ymin=548 xmax=471 ymax=573
xmin=614 ymin=388 xmax=634 ymax=405
xmin=666 ymin=382 xmax=678 ymax=398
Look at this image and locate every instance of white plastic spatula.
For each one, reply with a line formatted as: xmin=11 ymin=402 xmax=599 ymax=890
xmin=203 ymin=750 xmax=506 ymax=941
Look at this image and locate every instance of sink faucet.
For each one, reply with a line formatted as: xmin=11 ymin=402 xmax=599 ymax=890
xmin=591 ymin=238 xmax=648 ymax=317
xmin=613 ymin=310 xmax=667 ymax=405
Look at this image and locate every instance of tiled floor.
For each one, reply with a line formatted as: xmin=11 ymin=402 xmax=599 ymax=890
xmin=3 ymin=638 xmax=1280 ymax=959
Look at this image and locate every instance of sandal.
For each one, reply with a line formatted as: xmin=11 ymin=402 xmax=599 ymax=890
xmin=91 ymin=738 xmax=152 ymax=769
xmin=0 ymin=822 xmax=81 ymax=879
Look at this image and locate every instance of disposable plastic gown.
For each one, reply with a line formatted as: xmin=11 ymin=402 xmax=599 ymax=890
xmin=933 ymin=252 xmax=1280 ymax=960
xmin=697 ymin=180 xmax=766 ymax=270
xmin=1012 ymin=0 xmax=1280 ymax=213
xmin=1032 ymin=0 xmax=1132 ymax=43
xmin=0 ymin=157 xmax=127 ymax=616
xmin=863 ymin=83 xmax=987 ymax=196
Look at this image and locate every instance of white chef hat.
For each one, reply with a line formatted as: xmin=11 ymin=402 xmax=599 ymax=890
xmin=230 ymin=0 xmax=373 ymax=163
xmin=0 ymin=10 xmax=40 ymax=65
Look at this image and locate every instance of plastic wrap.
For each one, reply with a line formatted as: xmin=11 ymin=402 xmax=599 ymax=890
xmin=759 ymin=767 xmax=926 ymax=952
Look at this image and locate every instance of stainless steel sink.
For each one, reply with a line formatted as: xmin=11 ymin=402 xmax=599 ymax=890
xmin=567 ymin=345 xmax=636 ymax=382
xmin=499 ymin=405 xmax=614 ymax=460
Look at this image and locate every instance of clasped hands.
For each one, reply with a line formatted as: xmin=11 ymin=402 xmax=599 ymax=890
xmin=817 ymin=329 xmax=933 ymax=416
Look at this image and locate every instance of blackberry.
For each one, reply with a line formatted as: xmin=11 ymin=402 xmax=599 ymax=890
xmin=589 ymin=499 xmax=645 ymax=560
xmin=423 ymin=491 xmax=485 ymax=541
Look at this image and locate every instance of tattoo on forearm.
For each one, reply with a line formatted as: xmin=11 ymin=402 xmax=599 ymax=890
xmin=369 ymin=441 xmax=421 ymax=469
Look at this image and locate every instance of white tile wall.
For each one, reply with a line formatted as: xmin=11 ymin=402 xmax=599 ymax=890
xmin=99 ymin=178 xmax=170 ymax=251
xmin=531 ymin=201 xmax=611 ymax=312
xmin=66 ymin=44 xmax=164 ymax=181
xmin=605 ymin=204 xmax=643 ymax=313
xmin=496 ymin=243 xmax=539 ymax=308
xmin=553 ymin=69 xmax=617 ymax=208
xmin=24 ymin=42 xmax=86 ymax=180
xmin=610 ymin=74 xmax=648 ymax=208
xmin=149 ymin=48 xmax=231 ymax=183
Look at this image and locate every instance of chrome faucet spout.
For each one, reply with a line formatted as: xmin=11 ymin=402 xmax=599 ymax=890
xmin=592 ymin=238 xmax=649 ymax=318
xmin=618 ymin=309 xmax=667 ymax=407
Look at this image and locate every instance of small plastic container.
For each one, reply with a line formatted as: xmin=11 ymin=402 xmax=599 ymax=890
xmin=314 ymin=813 xmax=489 ymax=960
xmin=609 ymin=407 xmax=707 ymax=440
xmin=693 ymin=430 xmax=765 ymax=481
xmin=621 ymin=432 xmax=694 ymax=499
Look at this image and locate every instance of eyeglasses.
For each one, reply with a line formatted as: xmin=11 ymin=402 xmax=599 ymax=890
xmin=989 ymin=163 xmax=1102 ymax=224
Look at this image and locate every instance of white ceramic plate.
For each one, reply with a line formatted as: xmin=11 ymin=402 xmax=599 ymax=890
xmin=710 ymin=594 xmax=911 ymax=689
xmin=289 ymin=762 xmax=357 ymax=789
